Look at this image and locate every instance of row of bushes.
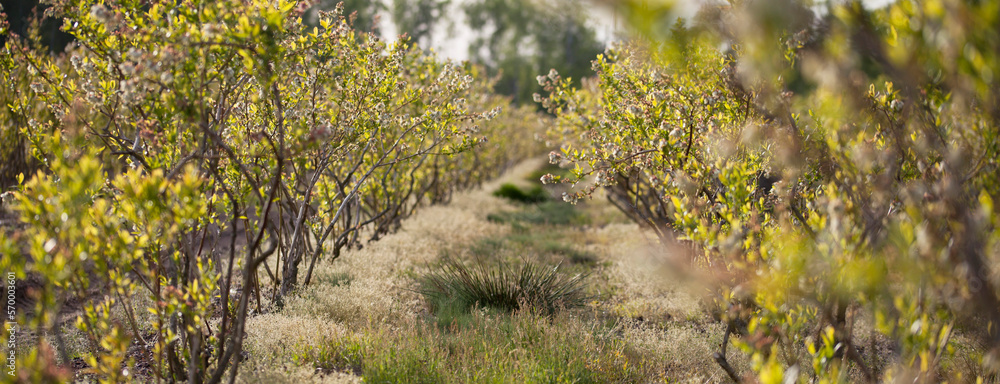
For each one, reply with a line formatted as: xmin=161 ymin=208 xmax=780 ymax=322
xmin=540 ymin=0 xmax=1000 ymax=382
xmin=0 ymin=0 xmax=542 ymax=382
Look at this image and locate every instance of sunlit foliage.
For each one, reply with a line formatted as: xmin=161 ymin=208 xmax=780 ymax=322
xmin=541 ymin=0 xmax=1000 ymax=381
xmin=0 ymin=0 xmax=542 ymax=382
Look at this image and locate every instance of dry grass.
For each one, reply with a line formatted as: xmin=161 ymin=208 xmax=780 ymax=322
xmin=1 ymin=157 xmax=758 ymax=383
xmin=243 ymin=314 xmax=352 ymax=363
xmin=237 ymin=363 xmax=362 ymax=384
xmin=582 ymin=219 xmax=753 ymax=381
xmin=4 ymin=158 xmax=981 ymax=383
xmin=595 ymin=225 xmax=699 ymax=316
xmin=239 ymin=158 xmax=755 ymax=383
xmin=273 ymin=162 xmax=542 ymax=328
xmin=238 ymin=161 xmax=537 ymax=382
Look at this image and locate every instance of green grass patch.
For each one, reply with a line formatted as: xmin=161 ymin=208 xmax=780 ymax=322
xmin=477 ymin=202 xmax=599 ymax=268
xmin=292 ymin=313 xmax=658 ymax=383
xmin=468 ymin=237 xmax=507 ymax=260
xmin=315 ymin=271 xmax=352 ymax=287
xmin=363 ymin=342 xmax=445 ymax=384
xmin=506 ymin=233 xmax=598 ymax=267
xmin=487 ymin=201 xmax=588 ymax=227
xmin=492 ymin=183 xmax=549 ymax=203
xmin=294 ymin=338 xmax=365 ymax=377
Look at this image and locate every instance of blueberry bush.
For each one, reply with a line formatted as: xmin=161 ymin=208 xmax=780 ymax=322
xmin=540 ymin=0 xmax=1000 ymax=381
xmin=0 ymin=0 xmax=541 ymax=382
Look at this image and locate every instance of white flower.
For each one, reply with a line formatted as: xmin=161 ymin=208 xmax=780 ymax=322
xmin=890 ymin=99 xmax=904 ymax=111
xmin=127 ymin=48 xmax=143 ymax=62
xmin=536 ymin=75 xmax=547 ymax=86
xmin=486 ymin=106 xmax=501 ymax=120
xmin=119 ymin=81 xmax=141 ymax=105
xmin=562 ymin=192 xmax=579 ymax=204
xmin=669 ymin=126 xmax=684 ymax=139
xmin=86 ymin=91 xmax=102 ymax=105
xmin=119 ymin=80 xmax=136 ymax=94
xmin=548 ymin=151 xmax=563 ymax=164
xmin=43 ymin=238 xmax=57 ymax=253
xmin=90 ymin=4 xmax=111 ymax=23
xmin=120 ymin=62 xmax=136 ymax=76
xmin=70 ymin=54 xmax=83 ymax=70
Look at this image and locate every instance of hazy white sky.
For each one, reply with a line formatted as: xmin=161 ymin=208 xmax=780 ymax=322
xmin=378 ymin=0 xmax=896 ymax=62
xmin=377 ymin=0 xmax=635 ymax=62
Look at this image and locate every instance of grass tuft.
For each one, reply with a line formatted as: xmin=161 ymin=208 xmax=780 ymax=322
xmin=316 ymin=271 xmax=353 ymax=287
xmin=419 ymin=259 xmax=589 ymax=319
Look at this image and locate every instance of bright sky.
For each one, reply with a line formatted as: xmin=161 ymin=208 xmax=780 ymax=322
xmin=378 ymin=0 xmax=896 ymax=62
xmin=377 ymin=0 xmax=631 ymax=62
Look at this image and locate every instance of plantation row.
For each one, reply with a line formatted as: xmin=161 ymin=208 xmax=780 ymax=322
xmin=539 ymin=0 xmax=1000 ymax=381
xmin=0 ymin=0 xmax=541 ymax=382
xmin=3 ymin=0 xmax=1000 ymax=382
